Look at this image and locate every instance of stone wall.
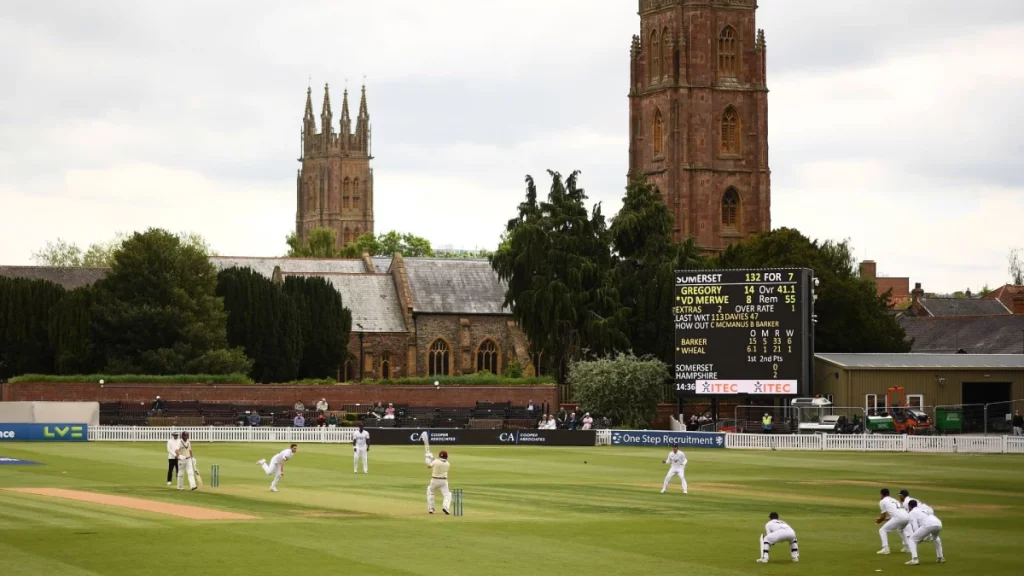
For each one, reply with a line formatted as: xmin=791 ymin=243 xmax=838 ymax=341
xmin=1 ymin=382 xmax=557 ymax=408
xmin=414 ymin=314 xmax=527 ymax=376
xmin=345 ymin=332 xmax=410 ymax=380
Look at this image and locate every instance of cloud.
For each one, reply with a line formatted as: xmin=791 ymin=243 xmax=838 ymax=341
xmin=1 ymin=0 xmax=1022 ymax=294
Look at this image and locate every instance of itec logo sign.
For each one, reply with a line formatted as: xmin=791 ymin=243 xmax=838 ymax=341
xmin=696 ymin=380 xmax=797 ymax=395
xmin=610 ymin=431 xmax=725 ymax=448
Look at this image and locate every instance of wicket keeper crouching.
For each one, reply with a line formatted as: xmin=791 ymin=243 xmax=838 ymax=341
xmin=425 ymin=450 xmax=451 ymax=515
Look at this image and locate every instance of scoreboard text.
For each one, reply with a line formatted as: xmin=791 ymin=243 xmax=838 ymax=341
xmin=673 ymin=268 xmax=811 ymax=397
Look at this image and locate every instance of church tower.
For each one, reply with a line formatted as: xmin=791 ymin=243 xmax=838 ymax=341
xmin=628 ymin=0 xmax=770 ymax=252
xmin=296 ymin=84 xmax=375 ymax=249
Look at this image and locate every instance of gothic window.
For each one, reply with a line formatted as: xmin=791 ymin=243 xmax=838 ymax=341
xmin=354 ymin=226 xmax=361 ymax=242
xmin=722 ymin=188 xmax=740 ymax=228
xmin=343 ymin=226 xmax=350 ymax=244
xmin=343 ymin=178 xmax=350 ymax=209
xmin=353 ymin=178 xmax=361 ymax=208
xmin=476 ymin=339 xmax=499 ymax=374
xmin=380 ymin=353 xmax=391 ymax=380
xmin=720 ymin=106 xmax=740 ymax=155
xmin=344 ymin=355 xmax=357 ymax=381
xmin=649 ymin=29 xmax=660 ymax=84
xmin=719 ymin=26 xmax=737 ymax=77
xmin=662 ymin=27 xmax=671 ymax=79
xmin=428 ymin=339 xmax=450 ymax=376
xmin=653 ymin=109 xmax=664 ymax=158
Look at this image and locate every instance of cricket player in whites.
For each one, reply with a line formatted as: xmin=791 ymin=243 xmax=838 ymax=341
xmin=422 ymin=431 xmax=452 ymax=514
xmin=353 ymin=425 xmax=370 ymax=474
xmin=176 ymin=431 xmax=197 ymax=491
xmin=661 ymin=443 xmax=688 ymax=494
xmin=757 ymin=512 xmax=799 ymax=563
xmin=905 ymin=499 xmax=944 ymax=565
xmin=898 ymin=489 xmax=934 ymax=549
xmin=257 ymin=444 xmax=297 ymax=492
xmin=875 ymin=488 xmax=911 ymax=554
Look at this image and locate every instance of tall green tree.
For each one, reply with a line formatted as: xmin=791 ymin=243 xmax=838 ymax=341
xmin=90 ymin=228 xmax=251 ymax=374
xmin=283 ymin=275 xmax=351 ymax=379
xmin=286 ymin=228 xmax=344 ymax=258
xmin=217 ymin=268 xmax=303 ymax=382
xmin=610 ymin=177 xmax=704 ymax=364
xmin=491 ymin=171 xmax=629 ymax=383
xmin=48 ymin=286 xmax=102 ymax=374
xmin=287 ymin=227 xmax=434 ymax=258
xmin=569 ymin=353 xmax=669 ymax=429
xmin=33 ymin=231 xmax=214 ymax=267
xmin=0 ymin=277 xmax=66 ymax=378
xmin=714 ymin=228 xmax=911 ymax=353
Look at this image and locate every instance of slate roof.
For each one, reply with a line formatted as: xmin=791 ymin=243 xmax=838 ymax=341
xmin=285 ymin=273 xmax=406 ymax=333
xmin=817 ymin=353 xmax=1024 ymax=370
xmin=898 ymin=315 xmax=1024 ymax=354
xmin=371 ymin=257 xmax=391 ymax=274
xmin=917 ymin=297 xmax=1009 ymax=317
xmin=402 ymin=258 xmax=509 ymax=315
xmin=210 ymin=256 xmax=367 ymax=278
xmin=0 ymin=266 xmax=110 ymax=289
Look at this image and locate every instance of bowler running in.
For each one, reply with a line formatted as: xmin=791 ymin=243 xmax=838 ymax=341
xmin=875 ymin=488 xmax=910 ymax=554
xmin=757 ymin=512 xmax=799 ymax=563
xmin=257 ymin=444 xmax=297 ymax=492
xmin=905 ymin=499 xmax=945 ymax=565
xmin=661 ymin=443 xmax=688 ymax=494
xmin=353 ymin=425 xmax=370 ymax=474
xmin=425 ymin=449 xmax=451 ymax=515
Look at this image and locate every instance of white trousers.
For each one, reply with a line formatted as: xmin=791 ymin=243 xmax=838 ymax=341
xmin=353 ymin=447 xmax=368 ymax=473
xmin=907 ymin=525 xmax=943 ymax=560
xmin=762 ymin=529 xmax=799 ymax=560
xmin=1014 ymin=426 xmax=1022 ymax=436
xmin=427 ymin=478 xmax=451 ymax=512
xmin=880 ymin=515 xmax=910 ymax=549
xmin=663 ymin=467 xmax=687 ymax=492
xmin=261 ymin=459 xmax=283 ymax=489
xmin=177 ymin=458 xmax=195 ymax=489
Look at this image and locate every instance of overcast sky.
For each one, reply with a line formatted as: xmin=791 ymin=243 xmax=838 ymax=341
xmin=1 ymin=0 xmax=1022 ymax=293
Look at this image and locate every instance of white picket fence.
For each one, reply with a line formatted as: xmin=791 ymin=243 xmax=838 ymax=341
xmin=89 ymin=426 xmax=356 ymax=443
xmin=87 ymin=426 xmax=1024 ymax=454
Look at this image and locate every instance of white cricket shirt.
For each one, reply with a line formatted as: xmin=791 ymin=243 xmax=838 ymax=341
xmin=904 ymin=498 xmax=934 ymax=516
xmin=765 ymin=519 xmax=794 ymax=534
xmin=166 ymin=438 xmax=181 ymax=459
xmin=354 ymin=430 xmax=370 ymax=449
xmin=665 ymin=451 xmax=687 ymax=469
xmin=177 ymin=439 xmax=192 ymax=461
xmin=272 ymin=447 xmax=294 ymax=464
xmin=880 ymin=496 xmax=908 ymax=517
xmin=909 ymin=507 xmax=942 ymax=530
xmin=429 ymin=458 xmax=450 ymax=479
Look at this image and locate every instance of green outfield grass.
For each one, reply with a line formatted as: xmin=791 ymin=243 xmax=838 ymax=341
xmin=0 ymin=442 xmax=1021 ymax=575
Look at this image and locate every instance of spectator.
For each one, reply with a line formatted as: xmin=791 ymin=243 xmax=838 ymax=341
xmin=327 ymin=413 xmax=339 ymax=428
xmin=249 ymin=411 xmax=261 ymax=427
xmin=1013 ymin=410 xmax=1023 ymax=436
xmin=762 ymin=413 xmax=773 ymax=434
xmin=151 ymin=396 xmax=165 ymax=415
xmin=537 ymin=414 xmax=547 ymax=429
xmin=527 ymin=399 xmax=535 ymax=413
xmin=546 ymin=416 xmax=558 ymax=430
xmin=556 ymin=407 xmax=568 ymax=429
xmin=581 ymin=412 xmax=593 ymax=430
xmin=293 ymin=413 xmax=306 ymax=427
xmin=384 ymin=403 xmax=396 ymax=419
xmin=373 ymin=401 xmax=385 ymax=414
xmin=567 ymin=412 xmax=578 ymax=430
xmin=316 ymin=398 xmax=329 ymax=413
xmin=294 ymin=400 xmax=305 ymax=413
xmin=689 ymin=415 xmax=698 ymax=429
xmin=317 ymin=412 xmax=326 ymax=427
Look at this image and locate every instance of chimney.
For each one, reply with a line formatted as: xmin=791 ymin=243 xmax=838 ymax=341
xmin=860 ymin=260 xmax=877 ymax=281
xmin=911 ymin=282 xmax=926 ymax=315
xmin=1013 ymin=295 xmax=1024 ymax=315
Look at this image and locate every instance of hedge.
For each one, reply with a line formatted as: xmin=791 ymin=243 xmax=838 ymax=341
xmin=9 ymin=374 xmax=254 ymax=384
xmin=355 ymin=375 xmax=555 ymax=386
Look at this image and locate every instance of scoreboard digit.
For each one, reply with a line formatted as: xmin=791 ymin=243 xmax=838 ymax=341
xmin=673 ymin=268 xmax=812 ymax=397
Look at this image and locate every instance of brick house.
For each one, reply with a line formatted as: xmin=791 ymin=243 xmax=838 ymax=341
xmin=983 ymin=284 xmax=1024 ymax=315
xmin=628 ymin=0 xmax=771 ymax=251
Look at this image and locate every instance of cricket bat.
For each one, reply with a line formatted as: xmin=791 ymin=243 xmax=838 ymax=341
xmin=422 ymin=430 xmax=430 ymax=454
xmin=193 ymin=458 xmax=203 ymax=488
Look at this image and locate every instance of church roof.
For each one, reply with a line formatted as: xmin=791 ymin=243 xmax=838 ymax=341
xmin=897 ymin=315 xmax=1024 ymax=354
xmin=371 ymin=257 xmax=391 ymax=274
xmin=210 ymin=256 xmax=367 ymax=278
xmin=284 ymin=273 xmax=406 ymax=333
xmin=402 ymin=258 xmax=509 ymax=315
xmin=0 ymin=266 xmax=109 ymax=290
xmin=916 ymin=297 xmax=1010 ymax=317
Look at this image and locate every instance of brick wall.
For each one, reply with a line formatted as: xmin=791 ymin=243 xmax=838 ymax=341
xmin=1 ymin=382 xmax=556 ymax=408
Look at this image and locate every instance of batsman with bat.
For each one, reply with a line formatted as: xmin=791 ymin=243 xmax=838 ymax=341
xmin=421 ymin=430 xmax=452 ymax=515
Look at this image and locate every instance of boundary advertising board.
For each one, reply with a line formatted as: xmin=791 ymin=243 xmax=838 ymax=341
xmin=673 ymin=268 xmax=813 ymax=398
xmin=0 ymin=423 xmax=88 ymax=442
xmin=610 ymin=430 xmax=726 ymax=448
xmin=369 ymin=428 xmax=596 ymax=446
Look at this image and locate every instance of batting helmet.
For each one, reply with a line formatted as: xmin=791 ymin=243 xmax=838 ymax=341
xmin=439 ymin=450 xmax=448 ymax=459
xmin=181 ymin=431 xmax=190 ymax=440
